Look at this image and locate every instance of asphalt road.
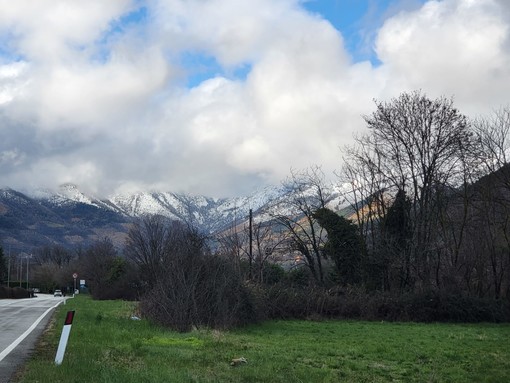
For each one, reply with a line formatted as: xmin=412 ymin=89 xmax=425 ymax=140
xmin=0 ymin=294 xmax=64 ymax=383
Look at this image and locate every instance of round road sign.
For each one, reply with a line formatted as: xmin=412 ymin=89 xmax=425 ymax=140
xmin=73 ymin=273 xmax=78 ymax=279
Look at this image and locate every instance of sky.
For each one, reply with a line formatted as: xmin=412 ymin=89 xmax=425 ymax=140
xmin=0 ymin=0 xmax=509 ymax=198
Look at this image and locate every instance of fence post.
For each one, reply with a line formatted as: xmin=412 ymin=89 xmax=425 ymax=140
xmin=55 ymin=311 xmax=75 ymax=365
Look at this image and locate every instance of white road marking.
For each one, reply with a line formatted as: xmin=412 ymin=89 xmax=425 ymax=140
xmin=0 ymin=301 xmax=62 ymax=362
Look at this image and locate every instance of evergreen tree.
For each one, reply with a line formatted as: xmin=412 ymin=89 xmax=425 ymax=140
xmin=383 ymin=189 xmax=412 ymax=249
xmin=313 ymin=208 xmax=363 ymax=285
xmin=381 ymin=189 xmax=413 ymax=290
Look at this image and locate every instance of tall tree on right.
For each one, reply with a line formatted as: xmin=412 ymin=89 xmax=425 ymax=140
xmin=471 ymin=107 xmax=510 ymax=298
xmin=343 ymin=91 xmax=478 ymax=291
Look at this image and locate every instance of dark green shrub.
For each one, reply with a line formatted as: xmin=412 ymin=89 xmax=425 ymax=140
xmin=82 ymin=239 xmax=140 ymax=301
xmin=248 ymin=285 xmax=510 ymax=323
xmin=11 ymin=287 xmax=30 ymax=299
xmin=284 ymin=267 xmax=313 ymax=287
xmin=347 ymin=291 xmax=510 ymax=323
xmin=0 ymin=285 xmax=9 ymax=298
xmin=261 ymin=263 xmax=286 ymax=285
xmin=402 ymin=292 xmax=510 ymax=323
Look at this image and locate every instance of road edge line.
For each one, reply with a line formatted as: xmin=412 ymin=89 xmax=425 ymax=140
xmin=0 ymin=301 xmax=62 ymax=362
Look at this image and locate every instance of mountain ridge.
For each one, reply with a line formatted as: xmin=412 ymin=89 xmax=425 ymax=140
xmin=0 ymin=183 xmax=350 ymax=252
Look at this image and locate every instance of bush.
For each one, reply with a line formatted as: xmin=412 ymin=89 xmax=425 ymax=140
xmin=400 ymin=292 xmax=510 ymax=323
xmin=261 ymin=263 xmax=286 ymax=285
xmin=250 ymin=283 xmax=344 ymax=320
xmin=0 ymin=285 xmax=9 ymax=298
xmin=12 ymin=287 xmax=31 ymax=298
xmin=142 ymin=273 xmax=510 ymax=330
xmin=284 ymin=267 xmax=313 ymax=287
xmin=248 ymin=285 xmax=510 ymax=323
xmin=346 ymin=290 xmax=510 ymax=323
xmin=141 ymin=254 xmax=257 ymax=332
xmin=88 ymin=261 xmax=140 ymax=301
xmin=0 ymin=286 xmax=31 ymax=299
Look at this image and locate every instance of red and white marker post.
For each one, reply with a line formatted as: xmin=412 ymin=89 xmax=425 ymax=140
xmin=55 ymin=310 xmax=75 ymax=365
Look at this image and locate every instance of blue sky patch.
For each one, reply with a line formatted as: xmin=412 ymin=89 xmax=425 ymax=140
xmin=302 ymin=0 xmax=426 ymax=65
xmin=180 ymin=52 xmax=252 ymax=88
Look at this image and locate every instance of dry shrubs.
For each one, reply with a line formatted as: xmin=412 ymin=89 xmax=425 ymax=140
xmin=250 ymin=285 xmax=510 ymax=323
xmin=140 ymin=251 xmax=256 ymax=332
xmin=0 ymin=286 xmax=31 ymax=299
xmin=141 ymin=270 xmax=510 ymax=331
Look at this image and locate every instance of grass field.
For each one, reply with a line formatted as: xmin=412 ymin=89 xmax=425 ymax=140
xmin=15 ymin=295 xmax=510 ymax=382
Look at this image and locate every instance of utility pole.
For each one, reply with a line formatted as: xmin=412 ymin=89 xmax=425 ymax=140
xmin=249 ymin=208 xmax=253 ymax=280
xmin=7 ymin=246 xmax=10 ymax=288
xmin=26 ymin=254 xmax=30 ymax=290
xmin=19 ymin=256 xmax=22 ymax=287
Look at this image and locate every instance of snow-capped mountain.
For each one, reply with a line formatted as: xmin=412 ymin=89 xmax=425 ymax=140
xmin=107 ymin=188 xmax=278 ymax=233
xmin=0 ymin=182 xmax=352 ymax=252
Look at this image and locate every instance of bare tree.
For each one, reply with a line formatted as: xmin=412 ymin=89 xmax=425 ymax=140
xmin=129 ymin=217 xmax=253 ymax=331
xmin=214 ymin=204 xmax=249 ymax=277
xmin=463 ymin=107 xmax=510 ymax=298
xmin=124 ymin=215 xmax=169 ymax=285
xmin=475 ymin=106 xmax=510 ymax=174
xmin=341 ymin=142 xmax=390 ymax=257
xmin=33 ymin=245 xmax=73 ymax=268
xmin=30 ymin=245 xmax=75 ymax=292
xmin=268 ymin=166 xmax=332 ymax=285
xmin=342 ymin=91 xmax=478 ymax=291
xmin=245 ymin=218 xmax=288 ymax=284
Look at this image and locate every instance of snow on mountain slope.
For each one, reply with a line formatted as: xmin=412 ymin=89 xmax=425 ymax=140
xmin=110 ymin=192 xmax=180 ymax=218
xmin=0 ymin=181 xmax=357 ymax=252
xmin=107 ymin=186 xmax=284 ymax=230
xmin=7 ymin=181 xmax=353 ymax=237
xmin=28 ymin=184 xmax=119 ymax=212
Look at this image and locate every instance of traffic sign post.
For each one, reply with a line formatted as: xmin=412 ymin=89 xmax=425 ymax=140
xmin=73 ymin=273 xmax=78 ymax=295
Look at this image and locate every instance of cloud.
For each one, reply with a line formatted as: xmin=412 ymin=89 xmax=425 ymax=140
xmin=375 ymin=0 xmax=510 ymax=110
xmin=0 ymin=0 xmax=509 ymax=197
xmin=150 ymin=0 xmax=304 ymax=66
xmin=0 ymin=61 xmax=27 ymax=104
xmin=0 ymin=0 xmax=135 ymax=61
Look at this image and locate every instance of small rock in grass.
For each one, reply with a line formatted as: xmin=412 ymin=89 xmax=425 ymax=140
xmin=230 ymin=357 xmax=247 ymax=366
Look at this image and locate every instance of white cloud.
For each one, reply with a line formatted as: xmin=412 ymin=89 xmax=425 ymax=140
xmin=30 ymin=46 xmax=169 ymax=131
xmin=0 ymin=148 xmax=25 ymax=166
xmin=0 ymin=0 xmax=135 ymax=61
xmin=375 ymin=0 xmax=510 ymax=111
xmin=151 ymin=0 xmax=304 ymax=66
xmin=0 ymin=0 xmax=509 ymax=197
xmin=0 ymin=61 xmax=27 ymax=104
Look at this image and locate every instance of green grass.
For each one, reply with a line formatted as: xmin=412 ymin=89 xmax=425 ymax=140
xmin=16 ymin=295 xmax=510 ymax=382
